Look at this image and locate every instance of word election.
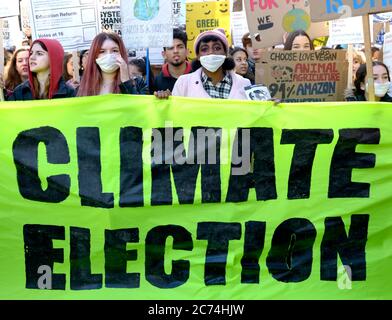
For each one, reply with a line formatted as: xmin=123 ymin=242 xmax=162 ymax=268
xmin=24 ymin=214 xmax=369 ymax=290
xmin=12 ymin=126 xmax=380 ymax=208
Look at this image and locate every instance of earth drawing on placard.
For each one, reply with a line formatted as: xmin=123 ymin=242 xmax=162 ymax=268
xmin=282 ymin=5 xmax=311 ymax=32
xmin=134 ymin=0 xmax=159 ymax=21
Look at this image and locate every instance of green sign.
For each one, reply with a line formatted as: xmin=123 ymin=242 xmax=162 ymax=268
xmin=0 ymin=95 xmax=391 ymax=299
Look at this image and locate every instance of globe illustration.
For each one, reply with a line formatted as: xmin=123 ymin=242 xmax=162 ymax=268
xmin=134 ymin=0 xmax=160 ymax=21
xmin=282 ymin=8 xmax=311 ymax=32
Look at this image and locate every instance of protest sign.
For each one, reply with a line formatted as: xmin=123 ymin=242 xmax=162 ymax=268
xmin=309 ymin=0 xmax=392 ymax=22
xmin=244 ymin=84 xmax=271 ymax=100
xmin=100 ymin=0 xmax=121 ymax=35
xmin=383 ymin=32 xmax=392 ymax=76
xmin=257 ymin=50 xmax=348 ymax=102
xmin=0 ymin=95 xmax=391 ymax=299
xmin=0 ymin=1 xmax=19 ymax=18
xmin=173 ymin=0 xmax=186 ymax=29
xmin=244 ymin=0 xmax=328 ymax=49
xmin=186 ymin=0 xmax=231 ymax=58
xmin=28 ymin=0 xmax=101 ymax=51
xmin=121 ymin=0 xmax=172 ymax=49
xmin=327 ymin=16 xmax=372 ymax=45
xmin=231 ymin=9 xmax=249 ymax=47
xmin=1 ymin=16 xmax=24 ymax=49
xmin=20 ymin=0 xmax=32 ymax=38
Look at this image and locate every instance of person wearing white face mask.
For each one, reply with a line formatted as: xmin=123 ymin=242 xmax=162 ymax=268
xmin=167 ymin=28 xmax=250 ymax=100
xmin=345 ymin=62 xmax=392 ymax=102
xmin=77 ymin=32 xmax=148 ymax=97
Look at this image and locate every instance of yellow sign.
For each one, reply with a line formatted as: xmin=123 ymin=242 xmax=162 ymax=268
xmin=186 ymin=0 xmax=231 ymax=58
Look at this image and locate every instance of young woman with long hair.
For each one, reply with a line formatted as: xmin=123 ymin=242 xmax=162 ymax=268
xmin=77 ymin=32 xmax=148 ymax=96
xmin=8 ymin=38 xmax=75 ymax=100
xmin=3 ymin=47 xmax=29 ymax=97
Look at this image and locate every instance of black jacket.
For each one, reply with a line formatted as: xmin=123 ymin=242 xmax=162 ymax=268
xmin=7 ymin=79 xmax=75 ymax=101
xmin=153 ymin=62 xmax=193 ymax=92
xmin=346 ymin=93 xmax=392 ymax=102
xmin=119 ymin=78 xmax=149 ymax=95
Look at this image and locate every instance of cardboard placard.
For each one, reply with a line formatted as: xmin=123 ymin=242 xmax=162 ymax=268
xmin=309 ymin=0 xmax=392 ymax=22
xmin=257 ymin=50 xmax=348 ymax=102
xmin=244 ymin=0 xmax=328 ymax=49
xmin=186 ymin=0 xmax=231 ymax=58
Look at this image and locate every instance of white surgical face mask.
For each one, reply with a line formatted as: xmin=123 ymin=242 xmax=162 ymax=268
xmin=199 ymin=54 xmax=226 ymax=72
xmin=95 ymin=53 xmax=119 ymax=73
xmin=366 ymin=82 xmax=391 ymax=97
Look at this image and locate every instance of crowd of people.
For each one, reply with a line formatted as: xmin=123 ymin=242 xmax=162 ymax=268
xmin=1 ymin=27 xmax=391 ymax=103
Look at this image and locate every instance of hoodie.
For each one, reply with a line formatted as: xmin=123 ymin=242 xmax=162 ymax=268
xmin=28 ymin=38 xmax=65 ymax=99
xmin=8 ymin=38 xmax=75 ymax=101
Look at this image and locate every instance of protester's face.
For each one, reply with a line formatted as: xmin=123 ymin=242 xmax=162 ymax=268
xmin=372 ymin=65 xmax=389 ymax=84
xmin=353 ymin=58 xmax=361 ymax=75
xmin=198 ymin=40 xmax=226 ymax=57
xmin=372 ymin=50 xmax=380 ymax=61
xmin=128 ymin=64 xmax=143 ymax=78
xmin=232 ymin=51 xmax=248 ymax=75
xmin=16 ymin=50 xmax=29 ymax=78
xmin=82 ymin=50 xmax=89 ymax=69
xmin=98 ymin=39 xmax=120 ymax=58
xmin=163 ymin=39 xmax=188 ymax=67
xmin=66 ymin=57 xmax=74 ymax=76
xmin=29 ymin=43 xmax=49 ymax=73
xmin=252 ymin=48 xmax=265 ymax=60
xmin=291 ymin=35 xmax=311 ymax=51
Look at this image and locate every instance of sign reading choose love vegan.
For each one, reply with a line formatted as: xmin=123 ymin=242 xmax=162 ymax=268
xmin=257 ymin=49 xmax=348 ymax=102
xmin=309 ymin=0 xmax=392 ymax=22
xmin=0 ymin=95 xmax=391 ymax=299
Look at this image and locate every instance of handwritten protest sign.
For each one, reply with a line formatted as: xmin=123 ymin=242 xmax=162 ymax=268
xmin=309 ymin=0 xmax=392 ymax=22
xmin=244 ymin=0 xmax=328 ymax=48
xmin=28 ymin=0 xmax=100 ymax=51
xmin=0 ymin=1 xmax=19 ymax=18
xmin=257 ymin=50 xmax=348 ymax=102
xmin=121 ymin=0 xmax=173 ymax=49
xmin=186 ymin=0 xmax=231 ymax=58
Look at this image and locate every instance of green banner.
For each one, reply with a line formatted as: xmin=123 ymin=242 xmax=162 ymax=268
xmin=0 ymin=95 xmax=391 ymax=299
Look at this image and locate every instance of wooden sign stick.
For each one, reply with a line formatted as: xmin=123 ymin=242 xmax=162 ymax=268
xmin=362 ymin=14 xmax=375 ymax=101
xmin=347 ymin=44 xmax=354 ymax=88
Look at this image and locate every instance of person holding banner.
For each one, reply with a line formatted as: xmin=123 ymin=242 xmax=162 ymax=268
xmin=171 ymin=28 xmax=251 ymax=99
xmin=284 ymin=30 xmax=314 ymax=51
xmin=77 ymin=32 xmax=148 ymax=96
xmin=153 ymin=28 xmax=191 ymax=93
xmin=2 ymin=47 xmax=29 ymax=98
xmin=7 ymin=39 xmax=75 ymax=101
xmin=346 ymin=62 xmax=392 ymax=102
